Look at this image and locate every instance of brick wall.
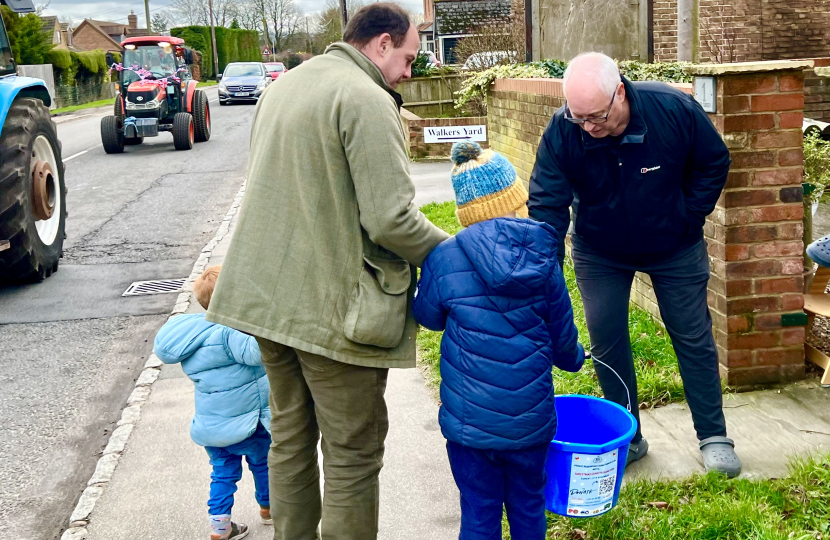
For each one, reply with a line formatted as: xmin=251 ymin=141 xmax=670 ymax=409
xmin=401 ymin=108 xmax=488 ymax=159
xmin=804 ymin=60 xmax=830 ymax=122
xmin=650 ymin=0 xmax=829 ymax=63
xmin=697 ymin=0 xmax=764 ymax=64
xmin=653 ymin=0 xmax=678 ymax=62
xmin=487 ymin=79 xmax=566 ymax=185
xmin=698 ymin=62 xmax=811 ymax=385
xmin=488 ymin=69 xmax=807 ymax=386
xmin=761 ymin=0 xmax=830 ymax=60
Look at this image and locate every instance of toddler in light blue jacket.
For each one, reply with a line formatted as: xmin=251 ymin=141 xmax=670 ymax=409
xmin=154 ymin=265 xmax=271 ymax=540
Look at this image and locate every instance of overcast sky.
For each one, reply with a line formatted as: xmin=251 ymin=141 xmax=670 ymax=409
xmin=41 ymin=0 xmax=424 ymax=25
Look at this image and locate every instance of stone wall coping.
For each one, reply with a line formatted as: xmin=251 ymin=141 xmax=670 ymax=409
xmin=493 ymin=77 xmax=692 ymax=96
xmin=687 ymin=60 xmax=814 ymax=76
xmin=814 ymin=67 xmax=830 ymax=78
xmin=400 ymin=108 xmax=421 ymax=121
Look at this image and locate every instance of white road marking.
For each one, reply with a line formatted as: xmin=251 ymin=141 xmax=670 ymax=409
xmin=64 ymin=149 xmax=91 ymax=161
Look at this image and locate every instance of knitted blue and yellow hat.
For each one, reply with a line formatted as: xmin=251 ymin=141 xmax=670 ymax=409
xmin=450 ymin=141 xmax=528 ymax=227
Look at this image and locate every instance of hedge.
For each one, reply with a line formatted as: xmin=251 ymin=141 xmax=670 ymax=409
xmin=171 ymin=26 xmax=260 ymax=79
xmin=45 ymin=49 xmax=121 ymax=86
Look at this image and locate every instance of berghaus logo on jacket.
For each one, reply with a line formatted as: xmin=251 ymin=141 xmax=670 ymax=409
xmin=640 ymin=165 xmax=661 ymax=174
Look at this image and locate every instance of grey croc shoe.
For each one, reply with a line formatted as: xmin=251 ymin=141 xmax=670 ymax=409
xmin=700 ymin=436 xmax=742 ymax=478
xmin=626 ymin=437 xmax=649 ymax=466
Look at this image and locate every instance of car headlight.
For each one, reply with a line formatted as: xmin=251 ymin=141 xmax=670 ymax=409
xmin=126 ymin=97 xmax=161 ymax=110
xmin=218 ymin=82 xmax=227 ymax=90
xmin=256 ymin=80 xmax=267 ymax=89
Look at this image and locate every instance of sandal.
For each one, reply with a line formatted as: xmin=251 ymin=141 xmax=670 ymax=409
xmin=699 ymin=436 xmax=742 ymax=478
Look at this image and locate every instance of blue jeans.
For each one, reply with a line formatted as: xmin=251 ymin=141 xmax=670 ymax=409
xmin=571 ymin=236 xmax=726 ymax=441
xmin=204 ymin=423 xmax=271 ymax=515
xmin=446 ymin=441 xmax=549 ymax=540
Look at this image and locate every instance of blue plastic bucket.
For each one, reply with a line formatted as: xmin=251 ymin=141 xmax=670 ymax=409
xmin=545 ymin=395 xmax=637 ymax=518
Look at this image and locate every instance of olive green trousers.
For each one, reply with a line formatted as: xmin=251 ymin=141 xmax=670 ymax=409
xmin=256 ymin=338 xmax=389 ymax=540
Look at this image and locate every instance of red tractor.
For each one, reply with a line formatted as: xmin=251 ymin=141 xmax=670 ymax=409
xmin=102 ymin=37 xmax=210 ymax=153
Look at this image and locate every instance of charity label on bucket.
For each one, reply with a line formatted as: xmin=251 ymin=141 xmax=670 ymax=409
xmin=566 ymin=449 xmax=619 ymax=516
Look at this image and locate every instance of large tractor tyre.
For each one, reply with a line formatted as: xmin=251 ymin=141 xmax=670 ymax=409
xmin=101 ymin=115 xmax=125 ymax=154
xmin=114 ymin=95 xmax=124 ymax=121
xmin=172 ymin=112 xmax=194 ymax=151
xmin=192 ymin=90 xmax=211 ymax=142
xmin=124 ymin=136 xmax=144 ymax=145
xmin=0 ymin=98 xmax=67 ymax=283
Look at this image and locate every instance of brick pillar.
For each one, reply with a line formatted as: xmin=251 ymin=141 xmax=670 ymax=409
xmin=690 ymin=60 xmax=813 ymax=386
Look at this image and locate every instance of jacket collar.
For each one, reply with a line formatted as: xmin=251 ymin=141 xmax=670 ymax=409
xmin=325 ymin=42 xmax=404 ymax=109
xmin=580 ymin=76 xmax=648 ymax=150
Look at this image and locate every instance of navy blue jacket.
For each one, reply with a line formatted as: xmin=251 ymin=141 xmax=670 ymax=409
xmin=413 ymin=218 xmax=584 ymax=450
xmin=529 ymin=77 xmax=730 ymax=264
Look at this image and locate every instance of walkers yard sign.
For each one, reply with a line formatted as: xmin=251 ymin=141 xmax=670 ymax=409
xmin=424 ymin=125 xmax=487 ymax=144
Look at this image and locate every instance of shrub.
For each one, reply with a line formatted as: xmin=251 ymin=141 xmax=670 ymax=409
xmin=286 ymin=53 xmax=302 ymax=70
xmin=619 ymin=60 xmax=694 ymax=83
xmin=171 ymin=26 xmax=260 ymax=79
xmin=412 ymin=51 xmax=437 ymax=78
xmin=454 ymin=63 xmax=548 ymax=113
xmin=1 ymin=6 xmax=53 ymax=65
xmin=454 ymin=59 xmax=694 ymax=111
xmin=804 ymin=131 xmax=830 ymax=204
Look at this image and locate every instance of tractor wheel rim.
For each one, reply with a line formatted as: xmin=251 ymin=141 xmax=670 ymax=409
xmin=189 ymin=121 xmax=194 ymax=143
xmin=206 ymin=106 xmax=210 ymax=132
xmin=31 ymin=135 xmax=61 ymax=245
xmin=31 ymin=160 xmax=55 ymax=221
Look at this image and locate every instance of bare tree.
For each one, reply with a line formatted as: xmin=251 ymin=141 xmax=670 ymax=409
xmin=453 ymin=0 xmax=525 ymax=69
xmin=315 ymin=0 xmax=364 ymax=50
xmin=231 ymin=0 xmax=263 ymax=31
xmin=699 ymin=1 xmax=738 ymax=64
xmin=267 ymin=0 xmax=303 ymax=53
xmin=168 ymin=0 xmax=237 ymax=27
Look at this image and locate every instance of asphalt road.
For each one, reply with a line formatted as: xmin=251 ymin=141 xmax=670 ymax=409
xmin=0 ymin=86 xmax=258 ymax=540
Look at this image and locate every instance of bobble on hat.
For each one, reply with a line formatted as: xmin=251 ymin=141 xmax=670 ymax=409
xmin=449 ymin=141 xmax=529 ymax=227
xmin=451 ymin=140 xmax=483 ymax=166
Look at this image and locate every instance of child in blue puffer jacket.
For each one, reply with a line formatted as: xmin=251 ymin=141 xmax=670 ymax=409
xmin=154 ymin=265 xmax=271 ymax=540
xmin=414 ymin=141 xmax=585 ymax=540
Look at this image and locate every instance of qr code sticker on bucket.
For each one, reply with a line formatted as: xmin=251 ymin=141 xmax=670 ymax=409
xmin=599 ymin=476 xmax=615 ymax=495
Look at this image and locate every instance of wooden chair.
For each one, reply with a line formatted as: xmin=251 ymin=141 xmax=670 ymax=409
xmin=804 ymin=265 xmax=830 ymax=386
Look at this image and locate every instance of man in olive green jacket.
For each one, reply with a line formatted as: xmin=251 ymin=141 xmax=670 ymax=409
xmin=207 ymin=4 xmax=448 ymax=540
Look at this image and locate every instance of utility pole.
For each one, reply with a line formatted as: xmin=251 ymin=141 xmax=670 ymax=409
xmin=340 ymin=0 xmax=348 ymax=34
xmin=209 ymin=0 xmax=220 ymax=80
xmin=144 ymin=0 xmax=151 ymax=34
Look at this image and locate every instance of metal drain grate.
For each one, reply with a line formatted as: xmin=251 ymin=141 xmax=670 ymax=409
xmin=123 ymin=278 xmax=187 ymax=297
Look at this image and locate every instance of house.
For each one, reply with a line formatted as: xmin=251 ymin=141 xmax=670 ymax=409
xmin=431 ymin=0 xmax=511 ymax=64
xmin=418 ymin=0 xmax=435 ymax=52
xmin=72 ymin=11 xmax=148 ymax=53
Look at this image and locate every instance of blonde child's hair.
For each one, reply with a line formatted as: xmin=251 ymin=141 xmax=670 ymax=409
xmin=194 ymin=265 xmax=221 ymax=310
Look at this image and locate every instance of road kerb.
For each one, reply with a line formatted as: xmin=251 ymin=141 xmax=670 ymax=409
xmin=59 ymin=181 xmax=246 ymax=540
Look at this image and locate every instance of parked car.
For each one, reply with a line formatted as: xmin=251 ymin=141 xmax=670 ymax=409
xmin=264 ymin=62 xmax=286 ymax=80
xmin=218 ymin=62 xmax=270 ymax=105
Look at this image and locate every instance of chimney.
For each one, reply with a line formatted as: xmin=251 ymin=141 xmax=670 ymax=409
xmin=128 ymin=10 xmax=137 ymax=30
xmin=424 ymin=0 xmax=434 ymax=22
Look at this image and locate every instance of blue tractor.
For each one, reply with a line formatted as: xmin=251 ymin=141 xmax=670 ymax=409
xmin=0 ymin=0 xmax=66 ymax=282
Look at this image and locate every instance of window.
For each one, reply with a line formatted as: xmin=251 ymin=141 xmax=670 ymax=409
xmin=0 ymin=18 xmax=14 ymax=76
xmin=442 ymin=37 xmax=459 ymax=65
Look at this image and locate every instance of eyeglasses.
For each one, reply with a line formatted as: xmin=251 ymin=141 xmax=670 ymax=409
xmin=564 ymin=89 xmax=618 ymax=125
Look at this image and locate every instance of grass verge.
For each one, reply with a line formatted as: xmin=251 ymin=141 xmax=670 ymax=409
xmin=51 ymin=98 xmax=114 ymax=116
xmin=197 ymin=80 xmax=218 ymax=87
xmin=536 ymin=455 xmax=830 ymax=540
xmin=417 ymin=201 xmax=685 ymax=408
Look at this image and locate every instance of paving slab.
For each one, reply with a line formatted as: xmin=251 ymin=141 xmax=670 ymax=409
xmin=626 ymin=381 xmax=830 ymax=481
